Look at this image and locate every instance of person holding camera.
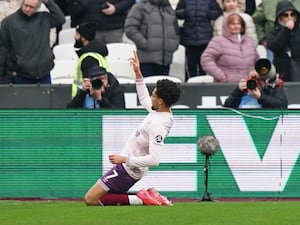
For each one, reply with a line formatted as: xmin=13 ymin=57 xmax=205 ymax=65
xmin=223 ymin=59 xmax=288 ymax=109
xmin=67 ymin=65 xmax=125 ymax=109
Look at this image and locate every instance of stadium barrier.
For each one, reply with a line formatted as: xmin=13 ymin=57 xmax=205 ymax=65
xmin=0 ymin=82 xmax=300 ymax=109
xmin=0 ymin=109 xmax=299 ymax=199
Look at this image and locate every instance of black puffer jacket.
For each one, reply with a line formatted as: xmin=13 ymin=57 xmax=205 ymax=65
xmin=175 ymin=0 xmax=221 ymax=46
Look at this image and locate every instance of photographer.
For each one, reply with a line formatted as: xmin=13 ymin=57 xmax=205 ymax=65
xmin=67 ymin=65 xmax=125 ymax=109
xmin=223 ymin=59 xmax=288 ymax=109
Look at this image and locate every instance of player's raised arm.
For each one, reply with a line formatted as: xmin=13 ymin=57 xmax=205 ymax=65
xmin=129 ymin=50 xmax=143 ymax=80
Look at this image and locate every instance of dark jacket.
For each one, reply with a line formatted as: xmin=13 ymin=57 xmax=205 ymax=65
xmin=223 ymin=85 xmax=288 ymax=109
xmin=87 ymin=0 xmax=135 ymax=30
xmin=68 ymin=0 xmax=89 ymax=27
xmin=175 ymin=0 xmax=221 ymax=46
xmin=67 ymin=72 xmax=125 ymax=109
xmin=76 ymin=39 xmax=108 ymax=73
xmin=0 ymin=45 xmax=14 ymax=84
xmin=266 ymin=0 xmax=300 ymax=81
xmin=0 ymin=0 xmax=65 ymax=79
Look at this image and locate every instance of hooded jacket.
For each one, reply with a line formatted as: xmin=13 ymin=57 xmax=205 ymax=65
xmin=214 ymin=0 xmax=258 ymax=45
xmin=201 ymin=13 xmax=259 ymax=82
xmin=266 ymin=0 xmax=300 ymax=81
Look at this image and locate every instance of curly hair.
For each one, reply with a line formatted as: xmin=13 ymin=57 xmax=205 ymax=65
xmin=156 ymin=79 xmax=182 ymax=107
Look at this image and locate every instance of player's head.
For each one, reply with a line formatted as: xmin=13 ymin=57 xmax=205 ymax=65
xmin=151 ymin=79 xmax=182 ymax=110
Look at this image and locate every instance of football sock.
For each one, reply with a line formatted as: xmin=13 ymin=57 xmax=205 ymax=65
xmin=98 ymin=193 xmax=130 ymax=206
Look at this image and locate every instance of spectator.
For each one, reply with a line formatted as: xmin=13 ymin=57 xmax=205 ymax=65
xmin=0 ymin=45 xmax=14 ymax=84
xmin=87 ymin=0 xmax=135 ymax=44
xmin=0 ymin=0 xmax=59 ymax=48
xmin=67 ymin=0 xmax=89 ymax=28
xmin=67 ymin=65 xmax=125 ymax=109
xmin=214 ymin=0 xmax=258 ymax=45
xmin=0 ymin=0 xmax=65 ymax=84
xmin=175 ymin=0 xmax=222 ymax=79
xmin=72 ymin=22 xmax=109 ymax=97
xmin=252 ymin=0 xmax=300 ymax=63
xmin=125 ymin=0 xmax=180 ymax=77
xmin=201 ymin=13 xmax=259 ymax=83
xmin=223 ymin=59 xmax=288 ymax=109
xmin=266 ymin=0 xmax=300 ymax=81
xmin=84 ymin=51 xmax=182 ymax=206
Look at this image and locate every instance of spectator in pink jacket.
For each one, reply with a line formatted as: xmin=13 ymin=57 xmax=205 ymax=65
xmin=201 ymin=13 xmax=259 ymax=83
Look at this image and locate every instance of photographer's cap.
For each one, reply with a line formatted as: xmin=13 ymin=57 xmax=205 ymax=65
xmin=87 ymin=65 xmax=107 ymax=78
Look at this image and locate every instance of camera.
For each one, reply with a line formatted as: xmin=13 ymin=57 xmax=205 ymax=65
xmin=247 ymin=58 xmax=279 ymax=90
xmin=246 ymin=78 xmax=258 ymax=90
xmin=255 ymin=58 xmax=278 ymax=83
xmin=91 ymin=78 xmax=103 ymax=90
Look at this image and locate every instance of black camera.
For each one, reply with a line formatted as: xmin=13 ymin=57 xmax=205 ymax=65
xmin=246 ymin=78 xmax=258 ymax=90
xmin=91 ymin=78 xmax=103 ymax=90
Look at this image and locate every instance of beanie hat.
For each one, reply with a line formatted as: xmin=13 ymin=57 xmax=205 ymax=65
xmin=76 ymin=23 xmax=96 ymax=41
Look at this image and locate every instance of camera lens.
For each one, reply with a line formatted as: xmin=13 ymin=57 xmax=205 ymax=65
xmin=246 ymin=79 xmax=257 ymax=90
xmin=91 ymin=79 xmax=103 ymax=90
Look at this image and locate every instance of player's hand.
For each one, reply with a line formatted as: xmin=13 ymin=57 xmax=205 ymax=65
xmin=109 ymin=154 xmax=126 ymax=164
xmin=129 ymin=50 xmax=143 ymax=79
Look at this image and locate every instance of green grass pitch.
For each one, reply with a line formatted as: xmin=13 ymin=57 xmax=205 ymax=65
xmin=1 ymin=200 xmax=299 ymax=225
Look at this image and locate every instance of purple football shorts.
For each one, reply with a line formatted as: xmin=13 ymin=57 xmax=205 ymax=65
xmin=98 ymin=164 xmax=140 ymax=193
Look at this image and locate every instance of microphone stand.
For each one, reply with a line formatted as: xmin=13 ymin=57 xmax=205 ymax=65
xmin=201 ymin=155 xmax=214 ymax=201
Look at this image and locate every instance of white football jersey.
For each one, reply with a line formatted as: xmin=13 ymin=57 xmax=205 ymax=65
xmin=121 ymin=79 xmax=173 ymax=179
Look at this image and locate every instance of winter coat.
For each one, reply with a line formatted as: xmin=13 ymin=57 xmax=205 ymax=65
xmin=176 ymin=0 xmax=222 ymax=46
xmin=125 ymin=0 xmax=180 ymax=66
xmin=0 ymin=0 xmax=65 ymax=79
xmin=86 ymin=0 xmax=135 ymax=30
xmin=266 ymin=0 xmax=300 ymax=81
xmin=0 ymin=46 xmax=14 ymax=84
xmin=201 ymin=13 xmax=259 ymax=83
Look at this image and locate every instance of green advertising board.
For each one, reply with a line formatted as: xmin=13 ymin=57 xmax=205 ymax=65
xmin=0 ymin=109 xmax=299 ymax=199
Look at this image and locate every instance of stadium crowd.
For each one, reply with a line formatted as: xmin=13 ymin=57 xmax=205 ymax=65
xmin=0 ymin=0 xmax=298 ymax=108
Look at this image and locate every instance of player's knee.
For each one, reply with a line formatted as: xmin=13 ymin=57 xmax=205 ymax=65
xmin=84 ymin=194 xmax=94 ymax=206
